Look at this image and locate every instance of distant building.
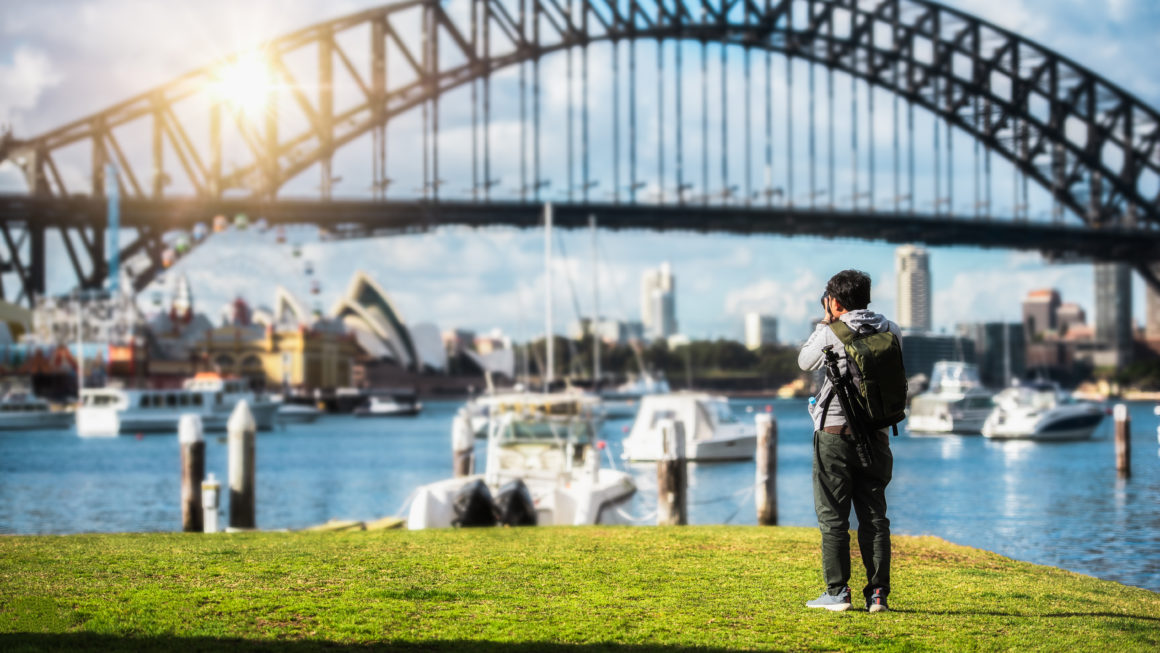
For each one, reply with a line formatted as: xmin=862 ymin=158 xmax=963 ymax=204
xmin=900 ymin=333 xmax=975 ymax=381
xmin=474 ymin=329 xmax=511 ymax=356
xmin=1056 ymin=302 xmax=1086 ymax=335
xmin=204 ymin=320 xmax=356 ymax=392
xmin=32 ymin=290 xmax=146 ymax=348
xmin=956 ymin=322 xmax=1025 ymax=387
xmin=895 ymin=245 xmax=931 ymax=332
xmin=592 ymin=318 xmax=623 ymax=345
xmin=572 ymin=317 xmax=642 ymax=346
xmin=1147 ymin=282 xmax=1160 ymax=340
xmin=1022 ymin=288 xmax=1061 ymax=340
xmin=1094 ymin=262 xmax=1132 ymax=366
xmin=744 ymin=313 xmax=778 ymax=350
xmin=641 ymin=263 xmax=677 ymax=340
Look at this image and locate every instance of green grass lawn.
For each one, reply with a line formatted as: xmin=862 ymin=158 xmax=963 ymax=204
xmin=2 ymin=526 xmax=1157 ymax=651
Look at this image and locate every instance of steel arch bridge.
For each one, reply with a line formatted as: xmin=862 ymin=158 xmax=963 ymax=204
xmin=1 ymin=0 xmax=1159 ymax=304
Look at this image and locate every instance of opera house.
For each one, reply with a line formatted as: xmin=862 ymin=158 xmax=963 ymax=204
xmin=202 ymin=271 xmax=449 ymax=393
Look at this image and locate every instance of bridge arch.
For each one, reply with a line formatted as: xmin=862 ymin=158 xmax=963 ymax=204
xmin=1 ymin=0 xmax=1159 ymax=300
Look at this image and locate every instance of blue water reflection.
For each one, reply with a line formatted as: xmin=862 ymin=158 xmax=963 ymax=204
xmin=0 ymin=398 xmax=1157 ymax=592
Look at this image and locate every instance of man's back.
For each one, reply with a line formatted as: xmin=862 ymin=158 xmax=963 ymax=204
xmin=798 ymin=309 xmax=902 ymax=431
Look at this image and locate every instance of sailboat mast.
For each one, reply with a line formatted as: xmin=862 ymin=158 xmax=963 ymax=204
xmin=544 ymin=203 xmax=554 ymax=388
xmin=75 ymin=291 xmax=84 ymax=400
xmin=590 ymin=214 xmax=600 ymax=385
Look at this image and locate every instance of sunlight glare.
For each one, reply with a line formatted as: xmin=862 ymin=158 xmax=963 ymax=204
xmin=213 ymin=52 xmax=273 ymax=117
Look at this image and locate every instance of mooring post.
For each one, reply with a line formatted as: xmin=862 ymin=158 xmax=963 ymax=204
xmin=452 ymin=409 xmax=474 ymax=477
xmin=202 ymin=473 xmax=221 ymax=533
xmin=755 ymin=413 xmax=778 ymax=526
xmin=228 ymin=400 xmax=257 ymax=530
xmin=1114 ymin=403 xmax=1130 ymax=478
xmin=178 ymin=414 xmax=205 ymax=532
xmin=656 ymin=419 xmax=687 ymax=526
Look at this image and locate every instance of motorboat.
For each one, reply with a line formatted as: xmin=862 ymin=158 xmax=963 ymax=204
xmin=621 ymin=392 xmax=756 ymax=462
xmin=600 ymin=375 xmax=666 ymax=420
xmin=76 ymin=373 xmax=278 ymax=437
xmin=460 ymin=391 xmax=603 ymax=438
xmin=0 ymin=392 xmax=72 ymax=430
xmin=354 ymin=394 xmax=422 ymax=417
xmin=982 ymin=381 xmax=1105 ymax=441
xmin=277 ymin=402 xmax=323 ymax=424
xmin=907 ymin=362 xmax=994 ymax=435
xmin=406 ymin=410 xmax=636 ymax=529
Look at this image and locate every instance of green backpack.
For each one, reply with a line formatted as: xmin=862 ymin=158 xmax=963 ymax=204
xmin=828 ymin=321 xmax=908 ymax=433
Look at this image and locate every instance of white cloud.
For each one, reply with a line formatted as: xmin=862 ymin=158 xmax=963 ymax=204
xmin=1105 ymin=0 xmax=1132 ymax=22
xmin=0 ymin=46 xmax=62 ymax=127
xmin=932 ymin=253 xmax=1092 ymax=331
xmin=723 ymin=269 xmax=824 ymax=341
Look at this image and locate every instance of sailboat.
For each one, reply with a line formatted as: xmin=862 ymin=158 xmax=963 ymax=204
xmin=458 ymin=204 xmax=606 ymax=435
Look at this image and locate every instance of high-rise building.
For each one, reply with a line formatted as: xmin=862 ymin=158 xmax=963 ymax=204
xmin=1095 ymin=262 xmax=1133 ymax=365
xmin=744 ymin=313 xmax=778 ymax=350
xmin=1147 ymin=282 xmax=1160 ymax=340
xmin=899 ymin=333 xmax=976 ymax=380
xmin=895 ymin=245 xmax=931 ymax=332
xmin=1022 ymin=289 xmax=1061 ymax=340
xmin=641 ymin=263 xmax=677 ymax=340
xmin=957 ymin=322 xmax=1026 ymax=387
xmin=1056 ymin=302 xmax=1086 ymax=335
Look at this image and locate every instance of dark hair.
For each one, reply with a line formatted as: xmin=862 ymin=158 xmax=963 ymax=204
xmin=825 ymin=269 xmax=871 ymax=310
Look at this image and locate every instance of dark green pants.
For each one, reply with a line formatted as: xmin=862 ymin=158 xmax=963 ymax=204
xmin=812 ymin=429 xmax=893 ymax=599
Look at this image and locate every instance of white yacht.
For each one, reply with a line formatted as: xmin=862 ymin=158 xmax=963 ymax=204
xmin=982 ymin=381 xmax=1105 ymax=441
xmin=407 ymin=410 xmax=636 ymax=529
xmin=0 ymin=392 xmax=72 ymax=430
xmin=600 ymin=374 xmax=671 ymax=419
xmin=354 ymin=394 xmax=422 ymax=417
xmin=621 ymin=393 xmax=756 ymax=462
xmin=907 ymin=362 xmax=995 ymax=435
xmin=276 ymin=402 xmax=323 ymax=424
xmin=76 ymin=373 xmax=278 ymax=437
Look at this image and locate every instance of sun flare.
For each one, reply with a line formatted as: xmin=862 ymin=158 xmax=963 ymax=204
xmin=212 ymin=52 xmax=273 ymax=117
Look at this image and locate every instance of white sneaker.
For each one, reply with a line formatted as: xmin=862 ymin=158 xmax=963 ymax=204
xmin=805 ymin=587 xmax=852 ymax=611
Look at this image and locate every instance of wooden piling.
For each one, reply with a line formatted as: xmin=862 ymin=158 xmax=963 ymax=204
xmin=656 ymin=419 xmax=687 ymax=526
xmin=755 ymin=413 xmax=778 ymax=526
xmin=202 ymin=473 xmax=220 ymax=533
xmin=1114 ymin=404 xmax=1130 ymax=478
xmin=178 ymin=414 xmax=205 ymax=533
xmin=452 ymin=410 xmax=474 ymax=478
xmin=228 ymin=400 xmax=257 ymax=530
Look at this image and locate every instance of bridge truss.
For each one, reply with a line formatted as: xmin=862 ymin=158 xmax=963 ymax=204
xmin=1 ymin=0 xmax=1158 ymax=303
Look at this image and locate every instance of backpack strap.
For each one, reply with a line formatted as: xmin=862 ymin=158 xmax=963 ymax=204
xmin=818 ymin=392 xmax=834 ymax=430
xmin=828 ymin=320 xmax=857 ymax=345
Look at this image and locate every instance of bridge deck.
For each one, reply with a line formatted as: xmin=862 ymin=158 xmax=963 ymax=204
xmin=1 ymin=194 xmax=1154 ymax=264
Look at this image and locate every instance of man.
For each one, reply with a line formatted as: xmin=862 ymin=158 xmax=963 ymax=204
xmin=798 ymin=269 xmax=901 ymax=613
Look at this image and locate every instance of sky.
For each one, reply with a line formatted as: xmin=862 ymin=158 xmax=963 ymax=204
xmin=1 ymin=0 xmax=1158 ymax=344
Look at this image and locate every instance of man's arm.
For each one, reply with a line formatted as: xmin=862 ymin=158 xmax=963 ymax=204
xmin=798 ymin=323 xmax=831 ymax=372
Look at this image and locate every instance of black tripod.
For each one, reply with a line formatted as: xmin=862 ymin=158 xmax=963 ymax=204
xmin=820 ymin=345 xmax=875 ymax=468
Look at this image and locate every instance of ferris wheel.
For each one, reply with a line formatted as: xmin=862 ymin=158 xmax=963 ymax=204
xmin=140 ymin=214 xmax=327 ymax=319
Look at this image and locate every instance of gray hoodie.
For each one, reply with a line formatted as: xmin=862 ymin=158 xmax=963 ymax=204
xmin=797 ymin=309 xmax=902 ymax=431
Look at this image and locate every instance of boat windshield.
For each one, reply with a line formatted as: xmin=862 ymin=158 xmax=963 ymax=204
xmin=1000 ymin=386 xmax=1059 ymax=410
xmin=930 ymin=363 xmax=982 ymax=391
xmin=707 ymin=400 xmax=739 ymax=424
xmin=495 ymin=418 xmax=595 ymax=445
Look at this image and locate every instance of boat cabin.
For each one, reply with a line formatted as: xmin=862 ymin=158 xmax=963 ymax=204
xmin=630 ymin=393 xmax=740 ymax=443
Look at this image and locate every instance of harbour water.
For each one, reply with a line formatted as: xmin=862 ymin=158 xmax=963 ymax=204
xmin=1 ymin=398 xmax=1157 ymax=592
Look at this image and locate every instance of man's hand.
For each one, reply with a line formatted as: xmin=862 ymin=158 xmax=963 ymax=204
xmin=822 ymin=297 xmax=834 ymax=324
